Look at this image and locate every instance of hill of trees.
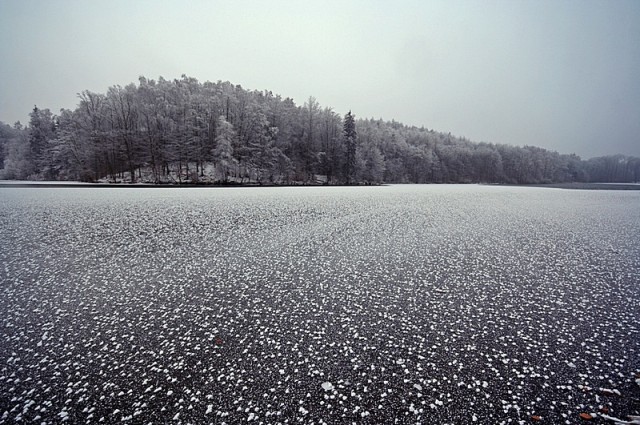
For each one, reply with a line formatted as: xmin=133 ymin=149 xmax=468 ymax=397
xmin=1 ymin=75 xmax=639 ymax=184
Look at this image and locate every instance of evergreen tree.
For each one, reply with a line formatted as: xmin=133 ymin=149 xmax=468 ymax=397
xmin=343 ymin=111 xmax=357 ymax=184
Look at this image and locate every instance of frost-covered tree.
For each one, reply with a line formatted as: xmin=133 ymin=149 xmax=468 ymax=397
xmin=356 ymin=143 xmax=385 ymax=184
xmin=27 ymin=106 xmax=56 ymax=178
xmin=212 ymin=116 xmax=237 ymax=182
xmin=5 ymin=74 xmax=638 ymax=184
xmin=0 ymin=121 xmax=29 ymax=179
xmin=318 ymin=107 xmax=343 ymax=184
xmin=105 ymin=84 xmax=141 ymax=182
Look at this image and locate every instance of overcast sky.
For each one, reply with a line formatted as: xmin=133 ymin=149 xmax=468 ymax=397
xmin=1 ymin=0 xmax=639 ymax=158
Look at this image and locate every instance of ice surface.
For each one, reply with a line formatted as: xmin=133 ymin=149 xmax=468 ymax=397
xmin=0 ymin=185 xmax=638 ymax=424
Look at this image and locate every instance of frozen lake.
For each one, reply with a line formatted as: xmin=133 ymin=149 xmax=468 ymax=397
xmin=1 ymin=185 xmax=639 ymax=424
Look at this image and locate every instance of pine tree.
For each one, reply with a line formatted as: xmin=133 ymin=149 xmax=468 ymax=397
xmin=343 ymin=111 xmax=357 ymax=184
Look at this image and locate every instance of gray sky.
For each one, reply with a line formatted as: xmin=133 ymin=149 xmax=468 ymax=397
xmin=1 ymin=0 xmax=639 ymax=158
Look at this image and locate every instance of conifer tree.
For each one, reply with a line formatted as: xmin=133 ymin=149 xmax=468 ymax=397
xmin=343 ymin=111 xmax=357 ymax=184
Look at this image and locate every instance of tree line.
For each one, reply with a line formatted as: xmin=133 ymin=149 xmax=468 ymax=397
xmin=1 ymin=75 xmax=638 ymax=184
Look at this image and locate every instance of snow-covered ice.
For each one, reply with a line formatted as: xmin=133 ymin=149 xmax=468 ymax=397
xmin=0 ymin=184 xmax=638 ymax=423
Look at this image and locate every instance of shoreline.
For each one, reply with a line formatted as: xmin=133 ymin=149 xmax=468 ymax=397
xmin=520 ymin=182 xmax=640 ymax=190
xmin=1 ymin=181 xmax=639 ymax=190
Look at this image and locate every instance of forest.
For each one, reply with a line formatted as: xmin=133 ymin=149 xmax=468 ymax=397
xmin=1 ymin=75 xmax=639 ymax=184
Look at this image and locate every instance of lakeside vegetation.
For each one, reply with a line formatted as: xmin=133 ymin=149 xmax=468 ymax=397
xmin=1 ymin=75 xmax=639 ymax=185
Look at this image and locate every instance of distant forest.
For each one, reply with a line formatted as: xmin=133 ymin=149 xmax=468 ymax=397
xmin=1 ymin=75 xmax=638 ymax=184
